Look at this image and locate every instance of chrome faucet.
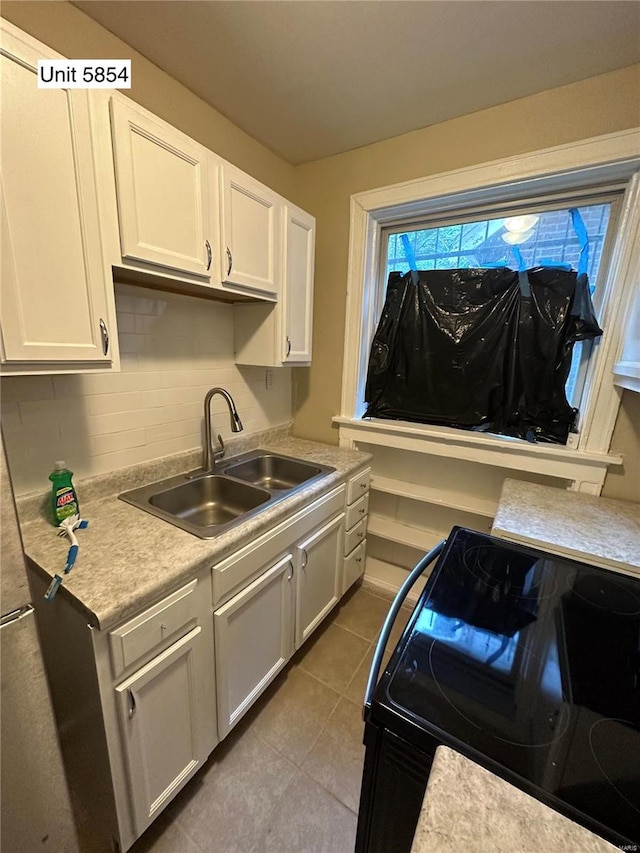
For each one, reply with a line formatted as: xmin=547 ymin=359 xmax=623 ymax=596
xmin=202 ymin=387 xmax=243 ymax=472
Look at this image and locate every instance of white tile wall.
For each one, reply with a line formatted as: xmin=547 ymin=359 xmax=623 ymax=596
xmin=1 ymin=284 xmax=292 ymax=495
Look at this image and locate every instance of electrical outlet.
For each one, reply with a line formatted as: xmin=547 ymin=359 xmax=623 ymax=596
xmin=265 ymin=369 xmax=274 ymax=390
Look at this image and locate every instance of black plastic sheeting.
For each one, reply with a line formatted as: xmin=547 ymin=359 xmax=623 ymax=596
xmin=363 ymin=267 xmax=602 ymax=444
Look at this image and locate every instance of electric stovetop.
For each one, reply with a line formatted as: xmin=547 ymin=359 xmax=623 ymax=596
xmin=376 ymin=527 xmax=640 ymax=846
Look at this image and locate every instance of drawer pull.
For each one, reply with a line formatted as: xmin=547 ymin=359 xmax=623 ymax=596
xmin=360 ymin=482 xmax=367 ymax=490
xmin=99 ymin=318 xmax=109 ymax=356
xmin=359 ymin=508 xmax=366 ymax=515
xmin=128 ymin=689 xmax=136 ymax=719
xmin=357 ymin=531 xmax=364 ymax=539
xmin=356 ymin=557 xmax=362 ymax=564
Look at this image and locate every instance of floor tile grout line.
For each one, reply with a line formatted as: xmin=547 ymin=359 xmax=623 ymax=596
xmin=340 ymin=641 xmax=375 ymax=698
xmin=244 ymin=755 xmax=301 ymax=853
xmin=174 ymin=805 xmax=209 ymax=853
xmin=247 ymin=675 xmax=342 ymax=771
xmin=298 ymin=763 xmax=360 ymax=818
xmin=332 ymin=620 xmax=384 ymax=643
xmin=294 ymin=642 xmax=373 ymax=703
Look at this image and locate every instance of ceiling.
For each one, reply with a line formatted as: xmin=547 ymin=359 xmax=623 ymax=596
xmin=74 ymin=1 xmax=640 ymax=165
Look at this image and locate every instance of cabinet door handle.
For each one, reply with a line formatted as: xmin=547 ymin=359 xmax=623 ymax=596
xmin=301 ymin=548 xmax=308 ymax=570
xmin=205 ymin=240 xmax=212 ymax=271
xmin=287 ymin=561 xmax=293 ymax=581
xmin=128 ymin=689 xmax=136 ymax=718
xmin=99 ymin=318 xmax=109 ymax=356
xmin=286 ymin=336 xmax=291 ymax=357
xmin=226 ymin=247 xmax=233 ymax=277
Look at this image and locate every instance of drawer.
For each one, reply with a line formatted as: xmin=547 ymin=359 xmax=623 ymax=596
xmin=346 ymin=493 xmax=369 ymax=530
xmin=343 ymin=539 xmax=366 ymax=594
xmin=109 ymin=579 xmax=198 ymax=677
xmin=347 ymin=467 xmax=371 ymax=505
xmin=344 ymin=517 xmax=367 ymax=556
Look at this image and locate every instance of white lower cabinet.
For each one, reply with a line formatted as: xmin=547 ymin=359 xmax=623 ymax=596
xmin=211 ymin=484 xmax=346 ymax=740
xmin=29 ymin=478 xmax=361 ymax=852
xmin=214 ymin=507 xmax=345 ymax=740
xmin=115 ymin=627 xmax=213 ymax=836
xmin=214 ymin=553 xmax=294 ymax=739
xmin=295 ymin=513 xmax=345 ymax=649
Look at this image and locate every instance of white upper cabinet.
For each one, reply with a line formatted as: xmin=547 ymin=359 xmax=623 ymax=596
xmin=220 ymin=164 xmax=280 ymax=299
xmin=283 ymin=203 xmax=315 ymax=363
xmin=110 ymin=97 xmax=214 ymax=279
xmin=0 ymin=22 xmax=115 ymax=370
xmin=234 ymin=203 xmax=316 ymax=366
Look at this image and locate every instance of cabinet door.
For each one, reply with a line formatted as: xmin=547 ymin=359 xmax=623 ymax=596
xmin=0 ymin=24 xmax=111 ymax=364
xmin=295 ymin=513 xmax=345 ymax=649
xmin=214 ymin=554 xmax=294 ymax=739
xmin=110 ymin=98 xmax=212 ymax=278
xmin=115 ymin=627 xmax=214 ymax=836
xmin=283 ymin=204 xmax=315 ymax=363
xmin=220 ymin=164 xmax=280 ymax=297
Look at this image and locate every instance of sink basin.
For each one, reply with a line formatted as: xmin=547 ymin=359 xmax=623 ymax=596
xmin=119 ymin=449 xmax=335 ymax=539
xmin=149 ymin=475 xmax=270 ymax=528
xmin=221 ymin=454 xmax=323 ymax=490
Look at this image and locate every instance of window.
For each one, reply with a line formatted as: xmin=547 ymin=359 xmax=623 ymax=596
xmin=380 ymin=194 xmax=623 ymax=412
xmin=337 ymin=130 xmax=640 ymax=478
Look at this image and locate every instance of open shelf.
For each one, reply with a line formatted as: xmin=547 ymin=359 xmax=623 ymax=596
xmin=367 ymin=515 xmax=445 ymax=552
xmin=370 ymin=473 xmax=496 ymax=519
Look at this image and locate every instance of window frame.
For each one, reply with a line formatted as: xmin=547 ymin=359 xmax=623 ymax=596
xmin=335 ymin=129 xmax=640 ymax=492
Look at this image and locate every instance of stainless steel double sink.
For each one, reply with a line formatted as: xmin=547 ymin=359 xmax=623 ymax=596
xmin=119 ymin=450 xmax=335 ymax=539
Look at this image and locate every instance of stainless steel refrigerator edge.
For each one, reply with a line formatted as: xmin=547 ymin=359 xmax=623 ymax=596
xmin=0 ymin=431 xmax=79 ymax=852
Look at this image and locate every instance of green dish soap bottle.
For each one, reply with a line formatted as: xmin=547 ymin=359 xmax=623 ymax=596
xmin=49 ymin=461 xmax=80 ymax=525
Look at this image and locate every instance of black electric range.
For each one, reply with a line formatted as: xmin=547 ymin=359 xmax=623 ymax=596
xmin=356 ymin=527 xmax=640 ymax=853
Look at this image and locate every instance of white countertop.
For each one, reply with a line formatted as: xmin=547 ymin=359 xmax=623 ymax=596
xmin=492 ymin=478 xmax=640 ymax=576
xmin=411 ymin=747 xmax=618 ymax=853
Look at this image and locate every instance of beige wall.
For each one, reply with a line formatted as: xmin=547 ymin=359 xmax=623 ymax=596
xmin=602 ymin=391 xmax=640 ymax=503
xmin=0 ymin=1 xmax=295 ymax=197
xmin=291 ymin=65 xmax=640 ymax=503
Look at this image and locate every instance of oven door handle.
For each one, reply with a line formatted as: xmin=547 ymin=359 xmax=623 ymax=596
xmin=364 ymin=540 xmax=446 ymax=717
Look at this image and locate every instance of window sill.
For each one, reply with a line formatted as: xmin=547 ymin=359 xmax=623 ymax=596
xmin=333 ymin=416 xmax=621 ymax=492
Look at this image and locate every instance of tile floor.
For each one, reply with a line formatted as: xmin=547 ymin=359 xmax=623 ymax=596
xmin=129 ymin=585 xmax=411 ymax=853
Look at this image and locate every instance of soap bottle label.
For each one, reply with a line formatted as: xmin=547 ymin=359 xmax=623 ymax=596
xmin=55 ymin=487 xmax=78 ymax=520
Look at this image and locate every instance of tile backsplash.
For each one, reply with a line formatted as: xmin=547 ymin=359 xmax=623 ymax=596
xmin=1 ymin=284 xmax=292 ymax=495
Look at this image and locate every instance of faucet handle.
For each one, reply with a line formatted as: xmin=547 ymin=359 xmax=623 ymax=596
xmin=213 ymin=433 xmax=225 ymax=461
